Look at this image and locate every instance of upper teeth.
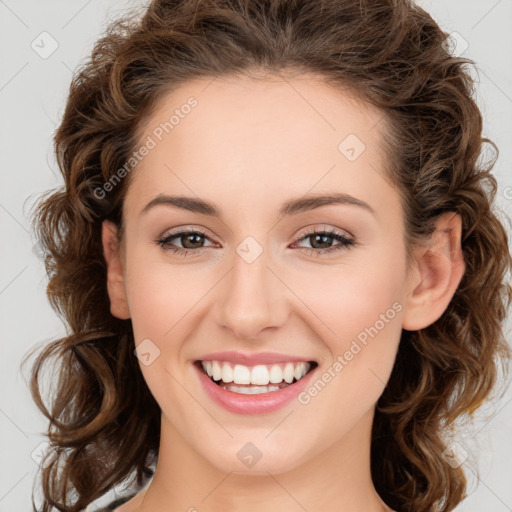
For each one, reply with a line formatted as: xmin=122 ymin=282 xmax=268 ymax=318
xmin=201 ymin=360 xmax=311 ymax=385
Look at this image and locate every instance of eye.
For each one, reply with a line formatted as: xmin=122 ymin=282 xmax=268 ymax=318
xmin=156 ymin=229 xmax=216 ymax=256
xmin=156 ymin=227 xmax=355 ymax=257
xmin=291 ymin=228 xmax=355 ymax=256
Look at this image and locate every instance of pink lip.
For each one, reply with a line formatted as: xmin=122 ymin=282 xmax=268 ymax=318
xmin=194 ymin=361 xmax=317 ymax=415
xmin=195 ymin=351 xmax=315 ymax=366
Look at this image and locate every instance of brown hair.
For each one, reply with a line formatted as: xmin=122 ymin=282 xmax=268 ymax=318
xmin=22 ymin=0 xmax=512 ymax=511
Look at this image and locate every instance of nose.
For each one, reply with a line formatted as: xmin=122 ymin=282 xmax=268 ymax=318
xmin=215 ymin=246 xmax=289 ymax=341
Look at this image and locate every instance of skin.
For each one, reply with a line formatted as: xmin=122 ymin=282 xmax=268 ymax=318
xmin=101 ymin=72 xmax=465 ymax=512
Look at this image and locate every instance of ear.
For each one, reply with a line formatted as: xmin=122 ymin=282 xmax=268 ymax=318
xmin=402 ymin=212 xmax=466 ymax=331
xmin=101 ymin=220 xmax=131 ymax=320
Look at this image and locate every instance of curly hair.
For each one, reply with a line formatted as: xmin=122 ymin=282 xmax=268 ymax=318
xmin=21 ymin=0 xmax=512 ymax=511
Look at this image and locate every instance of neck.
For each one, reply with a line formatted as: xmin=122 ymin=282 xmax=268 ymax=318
xmin=137 ymin=407 xmax=392 ymax=512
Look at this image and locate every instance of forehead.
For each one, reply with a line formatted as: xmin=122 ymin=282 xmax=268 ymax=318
xmin=123 ymin=73 xmax=394 ymax=221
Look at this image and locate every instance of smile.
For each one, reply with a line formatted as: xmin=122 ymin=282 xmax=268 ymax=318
xmin=199 ymin=360 xmax=314 ymax=394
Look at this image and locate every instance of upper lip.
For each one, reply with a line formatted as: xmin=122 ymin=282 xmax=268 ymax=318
xmin=195 ymin=351 xmax=316 ymax=366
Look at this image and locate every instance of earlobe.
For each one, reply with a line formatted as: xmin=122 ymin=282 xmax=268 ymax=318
xmin=401 ymin=212 xmax=466 ymax=331
xmin=101 ymin=220 xmax=131 ymax=320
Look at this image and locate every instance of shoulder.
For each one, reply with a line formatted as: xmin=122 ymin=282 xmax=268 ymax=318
xmin=88 ymin=493 xmax=138 ymax=512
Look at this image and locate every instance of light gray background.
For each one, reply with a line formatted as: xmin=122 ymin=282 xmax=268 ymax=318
xmin=1 ymin=1 xmax=511 ymax=511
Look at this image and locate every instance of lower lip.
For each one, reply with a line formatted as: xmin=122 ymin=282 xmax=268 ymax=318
xmin=194 ymin=362 xmax=316 ymax=415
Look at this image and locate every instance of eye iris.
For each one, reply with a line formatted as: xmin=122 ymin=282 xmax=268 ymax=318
xmin=182 ymin=233 xmax=204 ymax=249
xmin=310 ymin=233 xmax=332 ymax=249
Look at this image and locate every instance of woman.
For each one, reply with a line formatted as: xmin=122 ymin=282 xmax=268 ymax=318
xmin=23 ymin=0 xmax=511 ymax=511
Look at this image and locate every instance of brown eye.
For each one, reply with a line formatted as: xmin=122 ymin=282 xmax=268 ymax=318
xmin=156 ymin=229 xmax=215 ymax=255
xmin=293 ymin=229 xmax=355 ymax=256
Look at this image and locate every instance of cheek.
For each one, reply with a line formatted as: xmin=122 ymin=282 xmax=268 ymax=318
xmin=290 ymin=246 xmax=406 ymax=350
xmin=122 ymin=251 xmax=206 ymax=407
xmin=123 ymin=247 xmax=207 ymax=339
xmin=292 ymin=252 xmax=405 ymax=433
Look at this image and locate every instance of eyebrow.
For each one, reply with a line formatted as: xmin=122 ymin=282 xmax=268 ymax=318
xmin=140 ymin=192 xmax=376 ymax=218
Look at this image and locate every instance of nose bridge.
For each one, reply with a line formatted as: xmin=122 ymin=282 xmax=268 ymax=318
xmin=216 ymin=235 xmax=287 ymax=339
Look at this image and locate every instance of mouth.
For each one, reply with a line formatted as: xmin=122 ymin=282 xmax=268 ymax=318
xmin=194 ymin=359 xmax=318 ymax=395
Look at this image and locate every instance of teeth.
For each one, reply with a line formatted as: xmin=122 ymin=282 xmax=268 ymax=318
xmin=294 ymin=363 xmax=304 ymax=380
xmin=233 ymin=364 xmax=251 ymax=384
xmin=219 ymin=383 xmax=282 ymax=394
xmin=283 ymin=362 xmax=295 ymax=384
xmin=212 ymin=361 xmax=222 ymax=381
xmin=269 ymin=364 xmax=283 ymax=383
xmin=221 ymin=362 xmax=234 ymax=383
xmin=251 ymin=365 xmax=270 ymax=385
xmin=200 ymin=360 xmax=312 ymax=386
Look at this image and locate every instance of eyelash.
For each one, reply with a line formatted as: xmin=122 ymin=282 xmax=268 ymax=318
xmin=156 ymin=228 xmax=355 ymax=257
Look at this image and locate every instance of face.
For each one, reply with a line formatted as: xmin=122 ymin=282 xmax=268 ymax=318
xmin=104 ymin=73 xmax=414 ymax=475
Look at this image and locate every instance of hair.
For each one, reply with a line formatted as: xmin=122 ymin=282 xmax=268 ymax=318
xmin=21 ymin=0 xmax=512 ymax=511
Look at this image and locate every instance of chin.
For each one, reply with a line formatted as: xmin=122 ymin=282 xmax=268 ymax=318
xmin=196 ymin=436 xmax=311 ymax=476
